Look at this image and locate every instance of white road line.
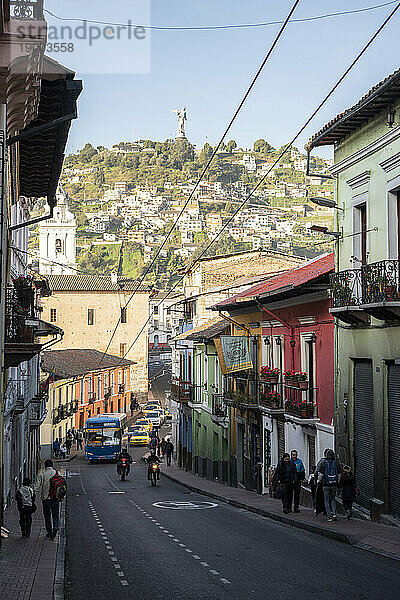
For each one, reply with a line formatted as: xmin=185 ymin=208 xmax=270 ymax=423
xmin=120 ymin=580 xmax=128 ymax=586
xmin=209 ymin=570 xmax=219 ymax=575
xmin=178 ymin=543 xmax=186 ymax=547
xmin=192 ymin=555 xmax=201 ymax=560
xmin=220 ymin=578 xmax=231 ymax=584
xmin=185 ymin=549 xmax=193 ymax=553
xmin=111 ymin=557 xmax=118 ymax=562
xmin=117 ymin=572 xmax=125 ymax=577
xmin=173 ymin=538 xmax=180 ymax=542
xmin=200 ymin=562 xmax=209 ymax=567
xmin=114 ymin=564 xmax=121 ymax=569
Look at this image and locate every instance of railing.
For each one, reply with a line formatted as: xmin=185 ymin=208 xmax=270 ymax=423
xmin=361 ymin=260 xmax=400 ymax=303
xmin=52 ymin=408 xmax=59 ymax=425
xmin=88 ymin=393 xmax=96 ymax=404
xmin=5 ymin=287 xmax=36 ymax=344
xmin=10 ymin=0 xmax=44 ymax=19
xmin=104 ymin=388 xmax=112 ymax=400
xmin=170 ymin=378 xmax=192 ymax=402
xmin=258 ymin=381 xmax=284 ymax=409
xmin=212 ymin=394 xmax=227 ymax=418
xmin=329 ymin=269 xmax=362 ymax=308
xmin=284 ymin=387 xmax=317 ymax=419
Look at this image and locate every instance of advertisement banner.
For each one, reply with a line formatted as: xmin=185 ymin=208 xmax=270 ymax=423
xmin=216 ymin=335 xmax=253 ymax=374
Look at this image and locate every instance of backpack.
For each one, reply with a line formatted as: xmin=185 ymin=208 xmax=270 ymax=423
xmin=49 ymin=471 xmax=67 ymax=500
xmin=150 ymin=437 xmax=157 ymax=450
xmin=324 ymin=459 xmax=338 ymax=485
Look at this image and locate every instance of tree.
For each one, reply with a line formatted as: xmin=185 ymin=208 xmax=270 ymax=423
xmin=79 ymin=143 xmax=97 ymax=163
xmin=226 ymin=140 xmax=237 ymax=153
xmin=254 ymin=138 xmax=274 ymax=153
xmin=199 ymin=142 xmax=214 ymax=164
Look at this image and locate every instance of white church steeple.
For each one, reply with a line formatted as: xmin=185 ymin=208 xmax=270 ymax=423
xmin=39 ymin=185 xmax=77 ymax=275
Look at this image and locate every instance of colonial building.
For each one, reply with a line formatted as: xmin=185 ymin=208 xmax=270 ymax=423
xmin=40 ymin=275 xmax=149 ymax=401
xmin=0 ymin=2 xmax=82 ymax=521
xmin=40 ymin=349 xmax=134 ymax=458
xmin=308 ymin=68 xmax=400 ymax=520
xmin=171 ymin=249 xmax=306 ymax=470
xmin=211 ymin=253 xmax=334 ymax=493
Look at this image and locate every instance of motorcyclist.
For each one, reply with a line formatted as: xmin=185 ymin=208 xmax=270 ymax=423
xmin=117 ymin=447 xmax=133 ymax=476
xmin=147 ymin=451 xmax=161 ymax=480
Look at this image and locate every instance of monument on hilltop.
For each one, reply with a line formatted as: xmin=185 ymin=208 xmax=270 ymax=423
xmin=172 ymin=107 xmax=187 ymax=139
xmin=38 ymin=185 xmax=77 ymax=275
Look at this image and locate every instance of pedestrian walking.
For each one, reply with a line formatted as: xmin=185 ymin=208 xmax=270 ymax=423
xmin=59 ymin=442 xmax=66 ymax=459
xmin=53 ymin=438 xmax=60 ymax=458
xmin=275 ymin=453 xmax=297 ymax=514
xmin=165 ymin=439 xmax=174 ymax=466
xmin=16 ymin=477 xmax=36 ymax=538
xmin=34 ymin=459 xmax=66 ymax=540
xmin=65 ymin=436 xmax=72 ymax=457
xmin=291 ymin=450 xmax=305 ymax=513
xmin=339 ymin=465 xmax=358 ymax=519
xmin=160 ymin=437 xmax=167 ymax=457
xmin=76 ymin=429 xmax=83 ymax=451
xmin=307 ymin=465 xmax=317 ymax=508
xmin=315 ymin=449 xmax=342 ymax=522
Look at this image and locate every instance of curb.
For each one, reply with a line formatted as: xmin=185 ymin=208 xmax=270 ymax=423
xmin=161 ymin=469 xmax=400 ymax=563
xmin=53 ymin=472 xmax=67 ymax=600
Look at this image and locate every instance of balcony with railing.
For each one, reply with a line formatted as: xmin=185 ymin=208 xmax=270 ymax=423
xmin=170 ymin=378 xmax=193 ymax=403
xmin=284 ymin=386 xmax=318 ymax=420
xmin=88 ymin=393 xmax=97 ymax=405
xmin=360 ymin=260 xmax=400 ymax=320
xmin=330 ymin=260 xmax=400 ymax=323
xmin=211 ymin=393 xmax=228 ymax=426
xmin=118 ymin=384 xmax=125 ymax=394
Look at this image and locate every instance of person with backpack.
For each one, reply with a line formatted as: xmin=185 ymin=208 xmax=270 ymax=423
xmin=16 ymin=477 xmax=36 ymax=538
xmin=34 ymin=459 xmax=67 ymax=540
xmin=315 ymin=449 xmax=342 ymax=522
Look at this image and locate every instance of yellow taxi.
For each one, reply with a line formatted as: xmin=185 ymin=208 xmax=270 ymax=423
xmin=135 ymin=418 xmax=153 ymax=433
xmin=129 ymin=429 xmax=150 ymax=447
xmin=143 ymin=403 xmax=161 ymax=416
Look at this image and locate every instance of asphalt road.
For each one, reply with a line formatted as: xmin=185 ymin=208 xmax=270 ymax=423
xmin=65 ymin=444 xmax=399 ymax=600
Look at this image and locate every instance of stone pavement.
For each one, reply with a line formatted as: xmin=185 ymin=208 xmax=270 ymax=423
xmin=0 ymin=499 xmax=62 ymax=600
xmin=162 ymin=461 xmax=400 ymax=563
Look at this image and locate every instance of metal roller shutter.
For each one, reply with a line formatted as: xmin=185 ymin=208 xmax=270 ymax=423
xmin=354 ymin=360 xmax=374 ymax=509
xmin=277 ymin=420 xmax=285 ymax=461
xmin=388 ymin=364 xmax=400 ymax=517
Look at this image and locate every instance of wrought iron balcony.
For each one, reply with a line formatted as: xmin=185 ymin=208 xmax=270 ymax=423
xmin=284 ymin=387 xmax=318 ymax=420
xmin=88 ymin=393 xmax=97 ymax=404
xmin=10 ymin=0 xmax=44 ymax=19
xmin=170 ymin=378 xmax=192 ymax=403
xmin=211 ymin=394 xmax=228 ymax=426
xmin=329 ymin=269 xmax=362 ymax=308
xmin=258 ymin=381 xmax=284 ymax=411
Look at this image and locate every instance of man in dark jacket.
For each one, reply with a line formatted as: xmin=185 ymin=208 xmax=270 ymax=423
xmin=291 ymin=450 xmax=305 ymax=513
xmin=275 ymin=453 xmax=297 ymax=514
xmin=165 ymin=439 xmax=174 ymax=466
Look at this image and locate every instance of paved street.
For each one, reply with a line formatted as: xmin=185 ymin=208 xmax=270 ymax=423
xmin=65 ymin=447 xmax=399 ymax=600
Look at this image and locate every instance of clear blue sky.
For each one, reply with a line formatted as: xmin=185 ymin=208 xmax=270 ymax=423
xmin=47 ymin=0 xmax=400 ymax=158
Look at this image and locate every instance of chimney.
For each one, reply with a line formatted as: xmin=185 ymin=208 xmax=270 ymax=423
xmin=111 ymin=273 xmax=118 ymax=284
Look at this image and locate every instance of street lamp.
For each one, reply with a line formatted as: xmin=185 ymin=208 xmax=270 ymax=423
xmin=307 ymin=224 xmax=342 ymax=239
xmin=309 ymin=197 xmax=344 ymax=211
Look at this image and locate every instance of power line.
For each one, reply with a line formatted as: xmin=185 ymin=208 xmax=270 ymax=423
xmin=117 ymin=0 xmax=400 ymax=366
xmin=98 ymin=0 xmax=301 ymax=366
xmin=44 ymin=1 xmax=397 ymax=31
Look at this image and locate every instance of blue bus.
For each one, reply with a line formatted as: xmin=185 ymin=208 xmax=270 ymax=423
xmin=84 ymin=413 xmax=127 ymax=462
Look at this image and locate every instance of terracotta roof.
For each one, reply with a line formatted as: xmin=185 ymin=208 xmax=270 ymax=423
xmin=211 ymin=253 xmax=334 ymax=310
xmin=174 ymin=318 xmax=228 ymax=342
xmin=307 ymin=68 xmax=400 ymax=149
xmin=41 ymin=349 xmax=134 ymax=379
xmin=46 ymin=275 xmax=149 ymax=292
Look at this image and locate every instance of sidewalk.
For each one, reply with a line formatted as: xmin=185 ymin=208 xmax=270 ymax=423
xmin=0 ymin=496 xmax=65 ymax=600
xmin=162 ymin=461 xmax=400 ymax=563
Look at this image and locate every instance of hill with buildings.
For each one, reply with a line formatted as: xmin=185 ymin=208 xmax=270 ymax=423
xmin=35 ymin=138 xmax=335 ymax=283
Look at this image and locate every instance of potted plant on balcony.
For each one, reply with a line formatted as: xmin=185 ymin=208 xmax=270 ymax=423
xmin=260 ymin=366 xmax=280 ymax=384
xmin=13 ymin=275 xmax=34 ymax=310
xmin=294 ymin=371 xmax=309 ymax=389
xmin=261 ymin=390 xmax=282 ymax=409
xmin=284 ymin=369 xmax=296 ymax=386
